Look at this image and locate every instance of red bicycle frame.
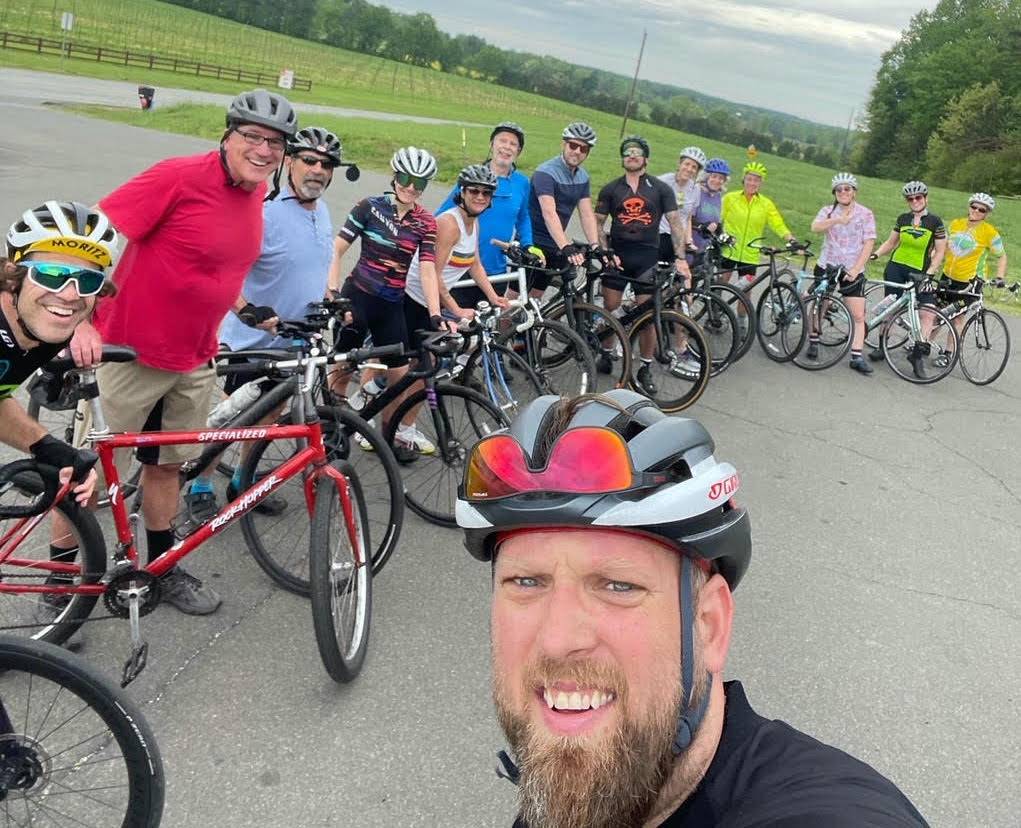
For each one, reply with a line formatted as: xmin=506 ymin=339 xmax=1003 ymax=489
xmin=0 ymin=420 xmax=362 ymax=598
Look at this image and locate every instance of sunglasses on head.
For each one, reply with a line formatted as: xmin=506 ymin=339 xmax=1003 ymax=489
xmin=969 ymin=204 xmax=989 ymax=214
xmin=296 ymin=154 xmax=338 ymax=170
xmin=394 ymin=171 xmax=429 ymax=191
xmin=463 ymin=186 xmax=494 ymax=199
xmin=464 ymin=426 xmax=668 ymax=502
xmin=25 ymin=261 xmax=106 ymax=297
xmin=565 ymin=140 xmax=591 ymax=154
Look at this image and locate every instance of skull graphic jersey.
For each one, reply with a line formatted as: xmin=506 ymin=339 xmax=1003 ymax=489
xmin=596 ymin=173 xmax=678 ymax=251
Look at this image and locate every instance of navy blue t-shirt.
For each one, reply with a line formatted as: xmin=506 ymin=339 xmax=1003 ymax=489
xmin=527 ymin=155 xmax=590 ymax=249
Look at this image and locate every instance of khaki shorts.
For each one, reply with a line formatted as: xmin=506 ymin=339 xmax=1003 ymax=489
xmin=74 ymin=360 xmax=217 ymax=476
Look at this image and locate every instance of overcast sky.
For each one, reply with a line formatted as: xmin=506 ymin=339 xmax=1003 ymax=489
xmin=384 ymin=0 xmax=939 ymax=126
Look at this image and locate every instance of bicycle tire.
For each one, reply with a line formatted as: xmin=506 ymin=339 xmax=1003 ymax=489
xmin=498 ymin=319 xmax=596 ymax=397
xmin=794 ymin=295 xmax=853 ymax=371
xmin=383 ymin=384 xmax=507 ymax=527
xmin=0 ymin=476 xmax=106 ymax=647
xmin=678 ymin=289 xmax=740 ymax=376
xmin=882 ymin=305 xmax=959 ymax=384
xmin=708 ymin=282 xmax=756 ymax=361
xmin=239 ymin=405 xmax=403 ymax=594
xmin=959 ymin=308 xmax=1011 ymax=386
xmin=0 ymin=635 xmax=165 ymax=827
xmin=863 ymin=282 xmax=890 ymax=349
xmin=543 ymin=301 xmax=632 ymax=391
xmin=459 ymin=342 xmax=545 ymax=418
xmin=626 ymin=309 xmax=711 ymax=412
xmin=309 ymin=461 xmax=372 ymax=683
xmin=756 ymin=281 xmax=806 ymax=362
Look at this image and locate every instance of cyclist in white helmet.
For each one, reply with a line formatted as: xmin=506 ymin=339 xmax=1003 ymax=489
xmin=658 ymin=146 xmax=707 ymax=260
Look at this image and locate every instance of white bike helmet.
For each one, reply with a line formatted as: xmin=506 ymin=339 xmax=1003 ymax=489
xmin=831 ymin=172 xmax=858 ymax=192
xmin=679 ymin=146 xmax=708 ymax=169
xmin=969 ymin=192 xmax=995 ymax=211
xmin=902 ymin=180 xmax=928 ymax=197
xmin=390 ymin=146 xmax=438 ymax=179
xmin=6 ymin=201 xmax=118 ymax=269
xmin=561 ymin=121 xmax=598 ymax=146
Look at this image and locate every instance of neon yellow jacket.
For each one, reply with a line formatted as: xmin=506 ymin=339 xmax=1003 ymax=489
xmin=721 ymin=191 xmax=791 ymax=264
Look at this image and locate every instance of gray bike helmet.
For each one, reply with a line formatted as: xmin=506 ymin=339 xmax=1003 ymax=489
xmin=679 ymin=146 xmax=708 ymax=168
xmin=902 ymin=180 xmax=928 ymax=197
xmin=390 ymin=146 xmax=438 ymax=179
xmin=562 ymin=121 xmax=598 ymax=146
xmin=226 ymin=89 xmax=298 ymax=137
xmin=458 ymin=163 xmax=498 ymax=191
xmin=289 ymin=126 xmax=342 ymax=163
xmin=458 ymin=390 xmax=751 ymax=756
xmin=490 ymin=121 xmax=525 ymax=150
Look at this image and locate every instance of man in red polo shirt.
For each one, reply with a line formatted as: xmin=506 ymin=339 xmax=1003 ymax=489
xmin=68 ymin=89 xmax=298 ymax=614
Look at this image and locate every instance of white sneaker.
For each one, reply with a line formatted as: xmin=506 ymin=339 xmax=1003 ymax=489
xmin=396 ymin=424 xmax=436 ymax=455
xmin=355 ymin=419 xmax=375 ymax=451
xmin=668 ymin=349 xmax=701 ymax=377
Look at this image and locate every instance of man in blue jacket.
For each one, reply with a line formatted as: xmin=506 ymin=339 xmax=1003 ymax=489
xmin=438 ymin=122 xmax=533 ymax=308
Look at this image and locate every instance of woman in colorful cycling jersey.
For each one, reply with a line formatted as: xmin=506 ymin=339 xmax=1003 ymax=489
xmin=327 ymin=146 xmax=443 ymax=457
xmin=688 ymin=158 xmax=730 ymax=270
xmin=809 ymin=173 xmax=877 ymax=375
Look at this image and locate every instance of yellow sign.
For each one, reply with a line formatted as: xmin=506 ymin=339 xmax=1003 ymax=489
xmin=747 ymin=144 xmax=758 ymax=159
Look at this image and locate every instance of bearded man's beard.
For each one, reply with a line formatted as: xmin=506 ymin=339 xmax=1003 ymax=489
xmin=494 ymin=654 xmax=682 ymax=828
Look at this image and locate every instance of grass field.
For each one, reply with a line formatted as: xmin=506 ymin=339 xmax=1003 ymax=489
xmin=4 ymin=0 xmax=1018 ymax=307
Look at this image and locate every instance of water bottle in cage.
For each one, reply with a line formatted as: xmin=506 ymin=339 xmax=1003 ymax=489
xmin=870 ymin=294 xmax=897 ymax=321
xmin=208 ymin=381 xmax=262 ymax=427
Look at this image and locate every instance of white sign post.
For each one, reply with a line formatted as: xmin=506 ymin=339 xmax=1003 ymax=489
xmin=278 ymin=69 xmax=294 ymax=90
xmin=59 ymin=12 xmax=74 ymax=62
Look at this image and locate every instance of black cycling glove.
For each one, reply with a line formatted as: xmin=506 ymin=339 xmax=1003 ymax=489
xmin=430 ymin=315 xmax=445 ymax=331
xmin=559 ymin=243 xmax=582 ymax=258
xmin=29 ymin=435 xmax=80 ymax=471
xmin=238 ymin=303 xmax=278 ymax=327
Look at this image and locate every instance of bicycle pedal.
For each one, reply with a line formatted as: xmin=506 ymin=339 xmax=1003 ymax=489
xmin=121 ymin=641 xmax=149 ymax=688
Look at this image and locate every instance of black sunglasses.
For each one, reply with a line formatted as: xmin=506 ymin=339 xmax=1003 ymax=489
xmin=296 ymin=154 xmax=338 ymax=170
xmin=969 ymin=204 xmax=989 ymax=214
xmin=394 ymin=171 xmax=429 ymax=191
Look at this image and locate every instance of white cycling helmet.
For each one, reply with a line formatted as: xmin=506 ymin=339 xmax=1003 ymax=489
xmin=902 ymin=180 xmax=928 ymax=197
xmin=6 ymin=201 xmax=118 ymax=269
xmin=679 ymin=146 xmax=708 ymax=169
xmin=969 ymin=192 xmax=995 ymax=211
xmin=390 ymin=146 xmax=438 ymax=179
xmin=831 ymin=172 xmax=858 ymax=192
xmin=562 ymin=121 xmax=598 ymax=146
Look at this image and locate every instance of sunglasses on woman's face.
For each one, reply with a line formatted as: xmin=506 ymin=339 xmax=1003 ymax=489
xmin=906 ymin=194 xmax=925 ymax=203
xmin=25 ymin=261 xmax=106 ymax=296
xmin=463 ymin=186 xmax=494 ymax=199
xmin=394 ymin=171 xmax=429 ymax=191
xmin=969 ymin=204 xmax=989 ymax=214
xmin=834 ymin=186 xmax=855 ymax=194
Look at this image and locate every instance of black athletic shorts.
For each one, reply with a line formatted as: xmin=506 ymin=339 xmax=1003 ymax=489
xmin=526 ymin=245 xmax=565 ymax=294
xmin=451 ymin=275 xmax=505 ymax=312
xmin=337 ymin=282 xmax=409 ymax=367
xmin=719 ymin=256 xmax=757 ymax=280
xmin=402 ymin=298 xmax=434 ymax=353
xmin=814 ymin=264 xmax=865 ymax=298
xmin=601 ymin=246 xmax=659 ymax=294
xmin=883 ymin=260 xmax=940 ymax=306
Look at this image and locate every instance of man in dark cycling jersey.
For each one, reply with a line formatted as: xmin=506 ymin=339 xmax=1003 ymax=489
xmin=457 ymin=392 xmax=929 ymax=828
xmin=869 ymin=180 xmax=946 ymax=370
xmin=1 ymin=201 xmax=113 ymax=507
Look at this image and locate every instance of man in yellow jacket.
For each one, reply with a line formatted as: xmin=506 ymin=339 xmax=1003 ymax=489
xmin=720 ymin=162 xmax=797 ymax=333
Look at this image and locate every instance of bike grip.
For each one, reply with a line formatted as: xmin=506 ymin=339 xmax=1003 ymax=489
xmin=352 ymin=343 xmax=404 ymax=362
xmin=0 ymin=459 xmax=60 ymax=518
xmin=70 ymin=449 xmax=99 ymax=483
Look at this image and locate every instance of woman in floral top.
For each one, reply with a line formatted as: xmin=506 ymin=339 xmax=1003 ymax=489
xmin=810 ymin=173 xmax=877 ymax=375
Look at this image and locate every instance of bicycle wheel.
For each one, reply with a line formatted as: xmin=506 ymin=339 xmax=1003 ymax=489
xmin=794 ymin=295 xmax=853 ymax=371
xmin=460 ymin=342 xmax=545 ymax=418
xmin=0 ymin=636 xmax=164 ymax=827
xmin=863 ymin=281 xmax=888 ymax=349
xmin=383 ymin=384 xmax=507 ymax=527
xmin=543 ymin=301 xmax=631 ymax=391
xmin=708 ymin=282 xmax=756 ymax=361
xmin=309 ymin=461 xmax=371 ymax=683
xmin=626 ymin=309 xmax=711 ymax=412
xmin=501 ymin=319 xmax=596 ymax=398
xmin=756 ymin=281 xmax=806 ymax=362
xmin=959 ymin=308 xmax=1010 ymax=386
xmin=679 ymin=290 xmax=739 ymax=376
xmin=882 ymin=305 xmax=959 ymax=384
xmin=0 ymin=474 xmax=106 ymax=647
xmin=239 ymin=405 xmax=404 ymax=594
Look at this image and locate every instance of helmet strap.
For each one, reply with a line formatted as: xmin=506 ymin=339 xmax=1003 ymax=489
xmin=672 ymin=555 xmax=712 ymax=754
xmin=11 ymin=290 xmax=44 ymax=345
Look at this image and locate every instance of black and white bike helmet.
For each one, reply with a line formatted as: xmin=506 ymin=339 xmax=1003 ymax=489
xmin=7 ymin=201 xmax=118 ymax=269
xmin=490 ymin=121 xmax=525 ymax=150
xmin=458 ymin=164 xmax=498 ymax=191
xmin=226 ymin=89 xmax=297 ymax=137
xmin=289 ymin=126 xmax=342 ymax=163
xmin=679 ymin=146 xmax=708 ymax=169
xmin=969 ymin=192 xmax=995 ymax=211
xmin=562 ymin=121 xmax=598 ymax=146
xmin=390 ymin=146 xmax=438 ymax=179
xmin=902 ymin=180 xmax=928 ymax=197
xmin=458 ymin=390 xmax=751 ymax=757
xmin=831 ymin=172 xmax=858 ymax=192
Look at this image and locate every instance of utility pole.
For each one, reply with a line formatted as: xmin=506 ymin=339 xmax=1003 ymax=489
xmin=840 ymin=108 xmax=855 ymax=168
xmin=620 ymin=29 xmax=647 ymax=140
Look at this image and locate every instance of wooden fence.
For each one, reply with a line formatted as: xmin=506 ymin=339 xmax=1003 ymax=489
xmin=0 ymin=31 xmax=312 ymax=91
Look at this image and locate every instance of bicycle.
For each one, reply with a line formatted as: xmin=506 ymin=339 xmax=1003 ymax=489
xmin=0 ymin=343 xmax=391 ymax=684
xmin=930 ymin=277 xmax=1011 ymax=386
xmin=344 ymin=329 xmax=508 ymax=528
xmin=0 ymin=630 xmax=164 ymax=827
xmin=792 ymin=265 xmax=855 ymax=371
xmin=690 ymin=224 xmax=757 ymax=362
xmin=862 ymin=271 xmax=960 ymax=384
xmin=741 ymin=239 xmax=810 ymax=362
xmin=602 ymin=262 xmax=712 ymax=411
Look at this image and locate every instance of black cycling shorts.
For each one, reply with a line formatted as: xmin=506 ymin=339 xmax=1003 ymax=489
xmin=814 ymin=264 xmax=865 ymax=298
xmin=602 ymin=246 xmax=659 ymax=294
xmin=883 ymin=261 xmax=940 ymax=306
xmin=336 ymin=282 xmax=409 ymax=367
xmin=452 ymin=275 xmax=505 ymax=311
xmin=526 ymin=245 xmax=565 ymax=293
xmin=402 ymin=298 xmax=434 ymax=352
xmin=720 ymin=257 xmax=757 ymax=279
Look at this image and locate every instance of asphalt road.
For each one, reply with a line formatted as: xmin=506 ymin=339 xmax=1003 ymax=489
xmin=1 ymin=78 xmax=1019 ymax=827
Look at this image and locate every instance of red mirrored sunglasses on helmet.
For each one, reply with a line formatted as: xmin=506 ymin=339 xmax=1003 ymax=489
xmin=464 ymin=426 xmax=668 ymax=501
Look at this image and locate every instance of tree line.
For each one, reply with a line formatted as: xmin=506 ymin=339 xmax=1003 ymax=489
xmin=855 ymin=0 xmax=1021 ymax=194
xmin=163 ymin=0 xmax=849 ymax=163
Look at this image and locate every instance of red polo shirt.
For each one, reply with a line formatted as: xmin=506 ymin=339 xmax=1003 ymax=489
xmin=96 ymin=151 xmax=265 ymax=371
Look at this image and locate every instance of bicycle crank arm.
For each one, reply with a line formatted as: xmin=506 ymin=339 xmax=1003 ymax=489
xmin=121 ymin=585 xmax=149 ymax=687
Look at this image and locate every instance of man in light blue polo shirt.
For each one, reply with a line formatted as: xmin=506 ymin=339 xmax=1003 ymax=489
xmin=518 ymin=121 xmax=601 ymax=299
xmin=185 ymin=126 xmax=342 ymax=519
